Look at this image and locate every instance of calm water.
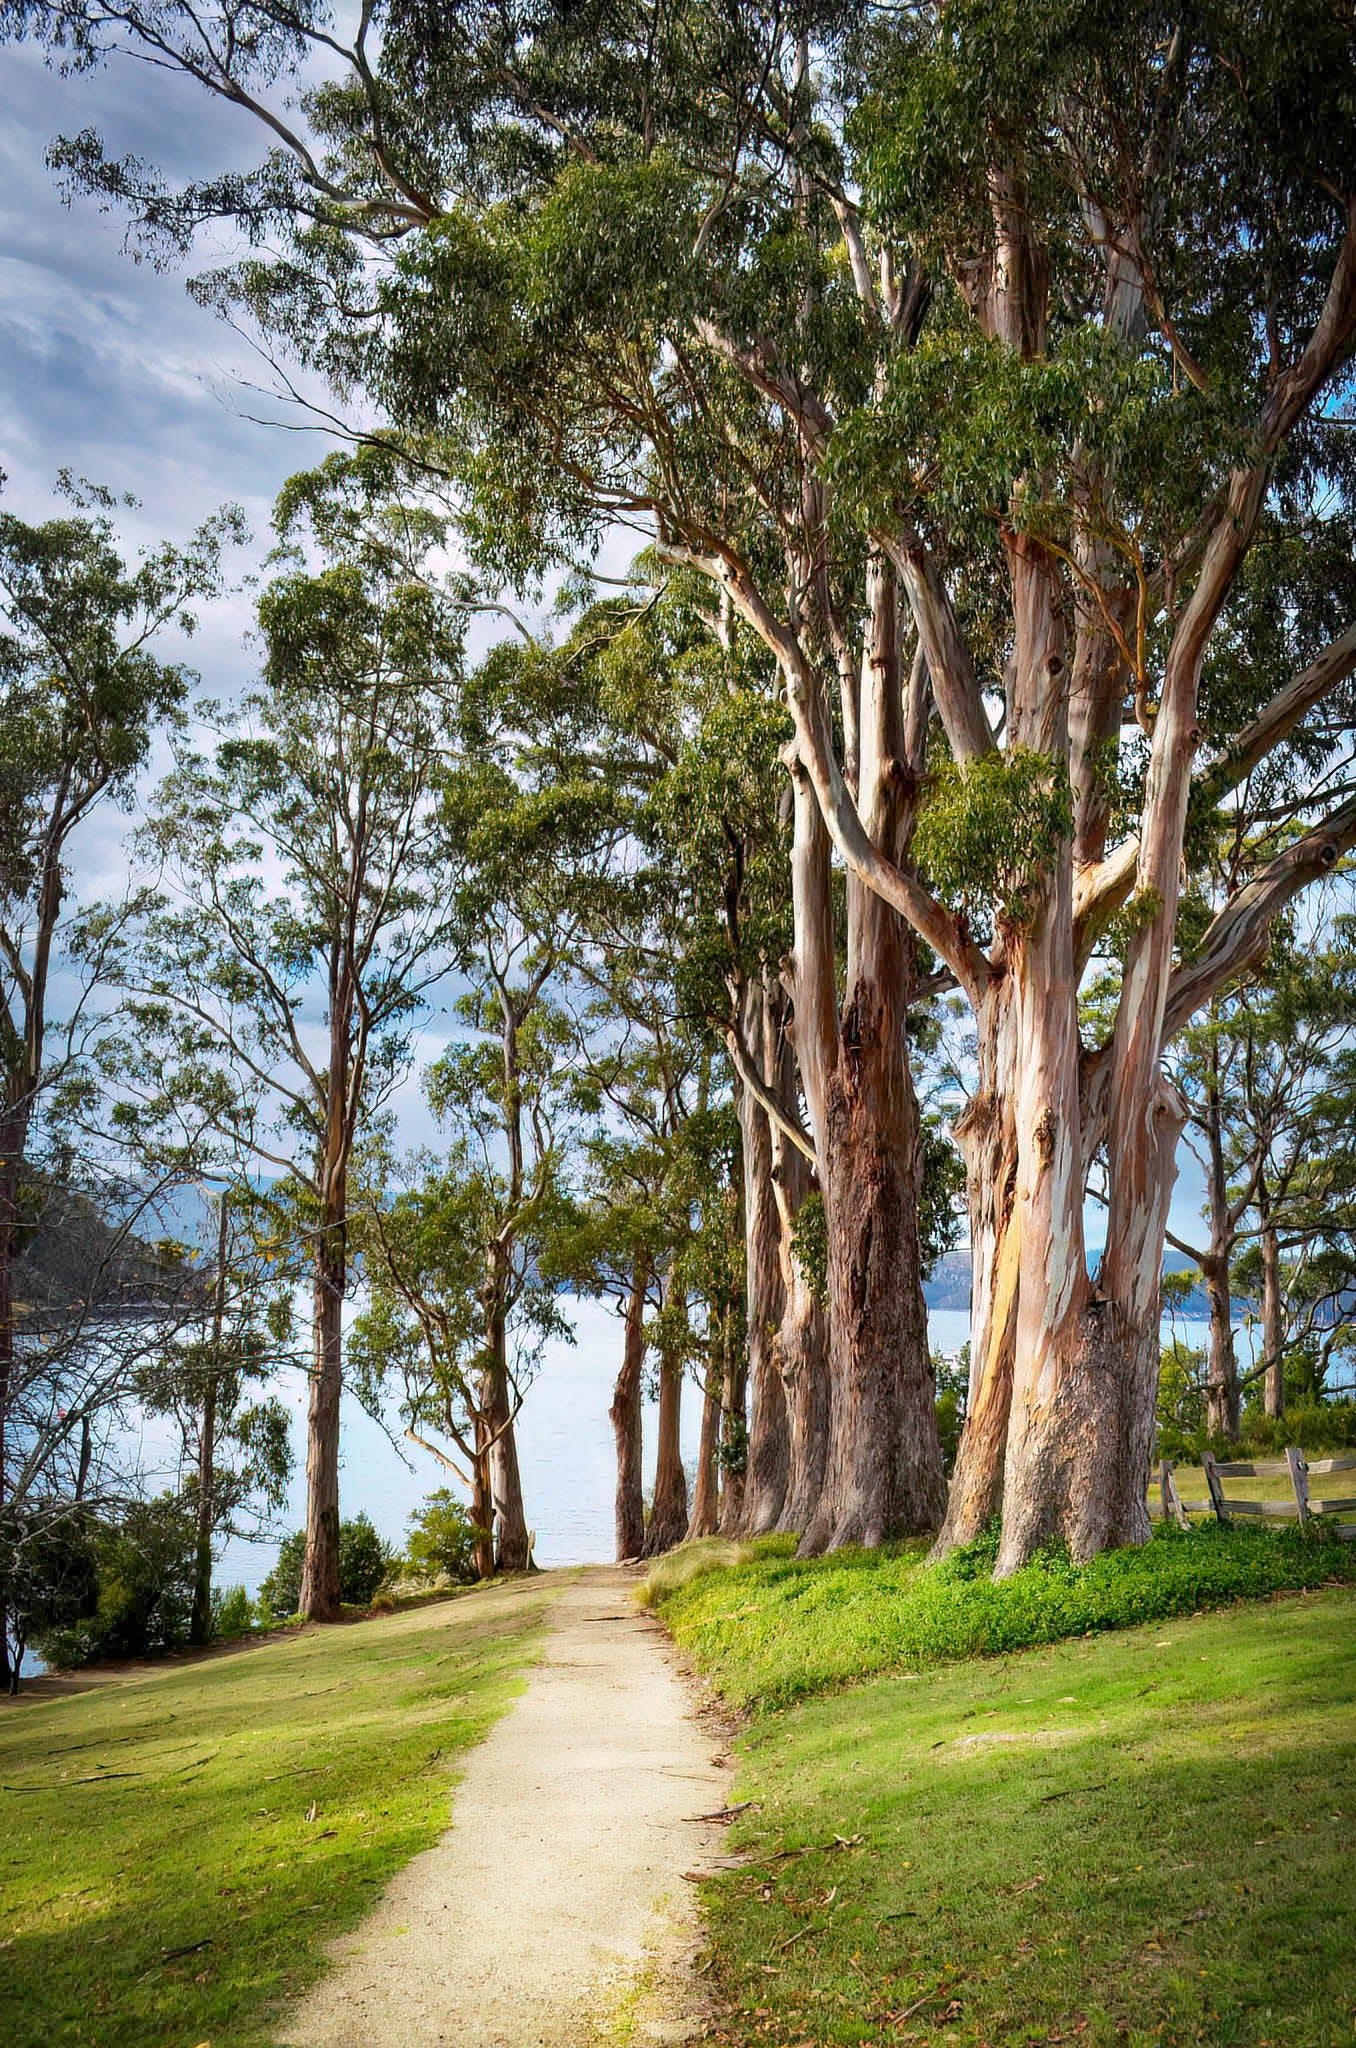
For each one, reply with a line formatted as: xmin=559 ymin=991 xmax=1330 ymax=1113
xmin=14 ymin=1301 xmax=1238 ymax=1679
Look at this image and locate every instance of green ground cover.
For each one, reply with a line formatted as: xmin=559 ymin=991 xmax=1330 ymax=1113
xmin=651 ymin=1538 xmax=1356 ymax=2048
xmin=0 ymin=1576 xmax=558 ymax=2048
xmin=651 ymin=1526 xmax=1356 ymax=1713
xmin=687 ymin=1588 xmax=1356 ymax=2048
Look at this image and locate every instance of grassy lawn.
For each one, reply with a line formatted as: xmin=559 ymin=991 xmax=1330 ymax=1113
xmin=0 ymin=1575 xmax=560 ymax=2048
xmin=692 ymin=1589 xmax=1356 ymax=2048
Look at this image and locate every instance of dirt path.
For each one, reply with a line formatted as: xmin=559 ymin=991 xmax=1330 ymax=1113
xmin=277 ymin=1567 xmax=731 ymax=2048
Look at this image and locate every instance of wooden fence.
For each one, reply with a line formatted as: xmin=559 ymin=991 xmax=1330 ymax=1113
xmin=1158 ymin=1450 xmax=1356 ymax=1538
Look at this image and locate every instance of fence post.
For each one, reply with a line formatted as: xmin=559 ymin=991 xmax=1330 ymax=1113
xmin=1203 ymin=1450 xmax=1228 ymax=1523
xmin=1286 ymin=1445 xmax=1310 ymax=1529
xmin=1160 ymin=1458 xmax=1190 ymax=1531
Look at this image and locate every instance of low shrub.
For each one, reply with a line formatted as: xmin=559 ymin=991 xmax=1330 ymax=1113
xmin=35 ymin=1495 xmax=198 ymax=1668
xmin=1160 ymin=1397 xmax=1356 ymax=1463
xmin=258 ymin=1515 xmax=399 ymax=1619
xmin=403 ymin=1489 xmax=480 ymax=1585
xmin=210 ymin=1584 xmax=256 ymax=1640
xmin=650 ymin=1521 xmax=1356 ymax=1711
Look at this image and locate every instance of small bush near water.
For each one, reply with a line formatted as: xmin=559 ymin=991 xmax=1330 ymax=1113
xmin=649 ymin=1521 xmax=1356 ymax=1712
xmin=402 ymin=1489 xmax=481 ymax=1585
xmin=257 ymin=1513 xmax=399 ymax=1618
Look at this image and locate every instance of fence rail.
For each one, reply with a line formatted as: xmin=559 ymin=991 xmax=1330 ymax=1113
xmin=1159 ymin=1451 xmax=1356 ymax=1538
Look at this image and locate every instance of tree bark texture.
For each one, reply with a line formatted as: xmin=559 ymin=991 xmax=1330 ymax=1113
xmin=299 ymin=1243 xmax=344 ymax=1620
xmin=485 ymin=1348 xmax=530 ymax=1570
xmin=609 ymin=1260 xmax=648 ymax=1560
xmin=736 ymin=1006 xmax=789 ymax=1535
xmin=643 ymin=1296 xmax=688 ymax=1556
xmin=687 ymin=1352 xmax=722 ymax=1539
xmin=795 ymin=560 xmax=945 ymax=1554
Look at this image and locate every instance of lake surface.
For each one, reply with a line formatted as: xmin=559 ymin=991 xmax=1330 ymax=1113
xmin=213 ymin=1301 xmax=1235 ymax=1594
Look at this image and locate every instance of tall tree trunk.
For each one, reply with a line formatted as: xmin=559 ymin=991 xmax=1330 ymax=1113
xmin=189 ymin=1372 xmax=219 ymax=1647
xmin=610 ymin=1259 xmax=648 ymax=1560
xmin=687 ymin=1349 xmax=721 ymax=1539
xmin=0 ymin=1142 xmax=17 ymax=1692
xmin=470 ymin=1420 xmax=496 ymax=1581
xmin=1259 ymin=1180 xmax=1286 ymax=1418
xmin=736 ymin=1030 xmax=789 ymax=1534
xmin=933 ymin=984 xmax=1018 ymax=1553
xmin=799 ymin=560 xmax=945 ymax=1554
xmin=802 ymin=933 xmax=943 ymax=1551
xmin=717 ymin=1314 xmax=748 ymax=1535
xmin=299 ymin=1236 xmax=344 ymax=1620
xmin=190 ymin=1195 xmax=230 ymax=1647
xmin=643 ymin=1295 xmax=688 ymax=1556
xmin=486 ymin=1347 xmax=530 ymax=1569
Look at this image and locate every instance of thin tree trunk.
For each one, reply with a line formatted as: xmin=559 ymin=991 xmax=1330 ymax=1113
xmin=0 ymin=1143 xmax=17 ymax=1692
xmin=643 ymin=1296 xmax=688 ymax=1556
xmin=299 ymin=1239 xmax=344 ymax=1620
xmin=610 ymin=1260 xmax=648 ymax=1560
xmin=1259 ymin=1180 xmax=1286 ymax=1418
xmin=687 ymin=1349 xmax=721 ymax=1539
xmin=717 ymin=1313 xmax=748 ymax=1535
xmin=736 ymin=1030 xmax=788 ymax=1534
xmin=933 ymin=984 xmax=1018 ymax=1553
xmin=190 ymin=1195 xmax=230 ymax=1647
xmin=486 ymin=1350 xmax=530 ymax=1570
xmin=1202 ymin=1056 xmax=1240 ymax=1440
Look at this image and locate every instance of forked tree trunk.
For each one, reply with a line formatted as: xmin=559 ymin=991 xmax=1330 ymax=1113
xmin=643 ymin=1309 xmax=688 ymax=1557
xmin=1259 ymin=1186 xmax=1286 ymax=1418
xmin=610 ymin=1260 xmax=648 ymax=1560
xmin=486 ymin=1349 xmax=530 ymax=1570
xmin=299 ymin=1236 xmax=344 ymax=1620
xmin=736 ymin=1028 xmax=789 ymax=1535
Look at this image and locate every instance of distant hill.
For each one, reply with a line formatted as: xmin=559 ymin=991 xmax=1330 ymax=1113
xmin=923 ymin=1246 xmax=1232 ymax=1320
xmin=14 ymin=1182 xmax=191 ymax=1319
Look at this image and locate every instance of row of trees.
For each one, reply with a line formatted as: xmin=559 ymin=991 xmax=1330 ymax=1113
xmin=3 ymin=0 xmax=1356 ymax=1635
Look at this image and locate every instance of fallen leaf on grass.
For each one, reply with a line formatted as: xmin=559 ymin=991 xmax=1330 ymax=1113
xmin=1011 ymin=1873 xmax=1046 ymax=1893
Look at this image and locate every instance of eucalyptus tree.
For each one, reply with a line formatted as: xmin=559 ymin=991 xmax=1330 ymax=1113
xmin=113 ymin=486 xmax=462 ymax=1618
xmin=0 ymin=476 xmax=240 ymax=1679
xmin=351 ymin=992 xmax=578 ymax=1579
xmin=23 ymin=0 xmax=1356 ymax=1567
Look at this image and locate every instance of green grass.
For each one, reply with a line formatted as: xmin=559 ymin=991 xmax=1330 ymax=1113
xmin=693 ymin=1590 xmax=1356 ymax=2047
xmin=653 ymin=1524 xmax=1356 ymax=1712
xmin=0 ymin=1575 xmax=560 ymax=2048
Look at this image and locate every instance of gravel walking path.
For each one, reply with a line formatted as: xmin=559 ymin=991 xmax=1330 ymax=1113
xmin=277 ymin=1567 xmax=730 ymax=2048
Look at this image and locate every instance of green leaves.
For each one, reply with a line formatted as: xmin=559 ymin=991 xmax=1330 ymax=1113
xmin=915 ymin=747 xmax=1074 ymax=931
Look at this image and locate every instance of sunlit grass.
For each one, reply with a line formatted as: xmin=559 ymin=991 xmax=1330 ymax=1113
xmin=0 ymin=1576 xmax=560 ymax=2048
xmin=694 ymin=1591 xmax=1356 ymax=2047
